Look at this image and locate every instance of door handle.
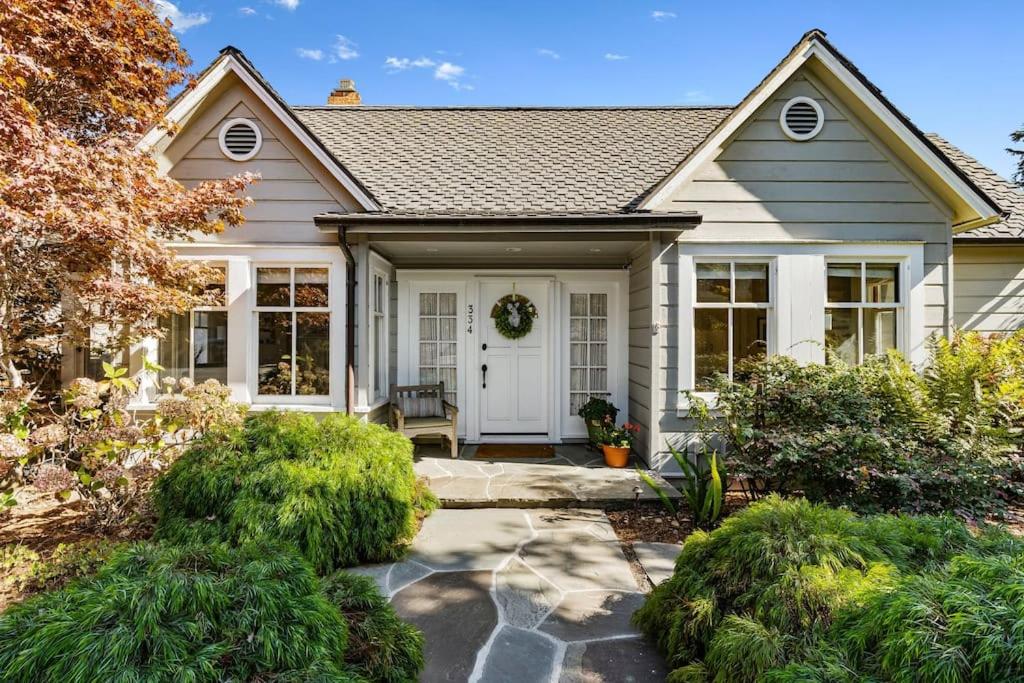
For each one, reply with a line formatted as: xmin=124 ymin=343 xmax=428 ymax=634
xmin=481 ymin=364 xmax=488 ymax=389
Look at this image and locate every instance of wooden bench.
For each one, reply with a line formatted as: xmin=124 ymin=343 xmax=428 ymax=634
xmin=389 ymin=382 xmax=460 ymax=458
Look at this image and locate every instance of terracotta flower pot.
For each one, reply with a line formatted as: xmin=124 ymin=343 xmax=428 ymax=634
xmin=601 ymin=444 xmax=630 ymax=468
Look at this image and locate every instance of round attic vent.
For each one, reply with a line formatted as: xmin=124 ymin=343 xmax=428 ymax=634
xmin=218 ymin=118 xmax=262 ymax=161
xmin=779 ymin=96 xmax=824 ymax=141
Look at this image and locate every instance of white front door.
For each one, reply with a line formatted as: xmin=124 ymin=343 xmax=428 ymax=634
xmin=478 ymin=279 xmax=549 ymax=435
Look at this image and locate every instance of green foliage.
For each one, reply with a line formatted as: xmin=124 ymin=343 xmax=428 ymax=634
xmin=0 ymin=542 xmax=358 ymax=682
xmin=19 ymin=540 xmax=118 ymax=594
xmin=634 ymin=495 xmax=1020 ymax=683
xmin=155 ymin=411 xmax=428 ymax=572
xmin=324 ymin=572 xmax=425 ymax=682
xmin=704 ymin=331 xmax=1024 ymax=517
xmin=577 ymin=397 xmax=619 ymax=422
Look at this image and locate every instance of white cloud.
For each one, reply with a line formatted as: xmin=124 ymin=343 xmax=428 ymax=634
xmin=434 ymin=62 xmax=472 ymax=90
xmin=332 ymin=35 xmax=359 ymax=61
xmin=384 ymin=56 xmax=436 ymax=72
xmin=604 ymin=52 xmax=628 ymax=61
xmin=296 ymin=48 xmax=324 ymax=61
xmin=536 ymin=48 xmax=560 ymax=60
xmin=239 ymin=6 xmax=257 ymax=16
xmin=276 ymin=0 xmax=299 ymax=9
xmin=651 ymin=10 xmax=677 ymax=21
xmin=153 ymin=0 xmax=210 ymax=33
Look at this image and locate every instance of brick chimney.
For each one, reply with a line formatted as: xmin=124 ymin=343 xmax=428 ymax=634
xmin=328 ymin=79 xmax=361 ymax=106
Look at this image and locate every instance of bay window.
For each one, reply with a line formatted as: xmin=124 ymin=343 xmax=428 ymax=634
xmin=255 ymin=265 xmax=330 ymax=398
xmin=693 ymin=261 xmax=771 ymax=389
xmin=825 ymin=262 xmax=901 ymax=364
xmin=158 ymin=266 xmax=228 ymax=384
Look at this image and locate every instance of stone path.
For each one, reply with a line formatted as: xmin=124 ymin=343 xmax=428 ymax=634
xmin=352 ymin=508 xmax=668 ymax=682
xmin=631 ymin=543 xmax=682 ymax=586
xmin=414 ymin=451 xmax=682 ymax=508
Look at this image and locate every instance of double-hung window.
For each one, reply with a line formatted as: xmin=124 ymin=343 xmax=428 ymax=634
xmin=159 ymin=266 xmax=228 ymax=384
xmin=693 ymin=261 xmax=771 ymax=390
xmin=370 ymin=271 xmax=388 ymax=403
xmin=255 ymin=266 xmax=331 ymax=398
xmin=825 ymin=262 xmax=901 ymax=364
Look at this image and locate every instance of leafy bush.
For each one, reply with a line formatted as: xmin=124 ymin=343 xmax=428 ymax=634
xmin=155 ymin=410 xmax=435 ymax=572
xmin=634 ymin=495 xmax=1021 ymax=683
xmin=702 ymin=331 xmax=1024 ymax=517
xmin=13 ymin=540 xmax=118 ymax=595
xmin=0 ymin=541 xmax=423 ymax=682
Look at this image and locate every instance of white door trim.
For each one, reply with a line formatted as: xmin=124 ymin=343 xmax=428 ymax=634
xmin=397 ymin=268 xmax=628 ymax=443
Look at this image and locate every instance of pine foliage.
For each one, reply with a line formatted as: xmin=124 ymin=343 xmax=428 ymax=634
xmin=154 ymin=411 xmax=434 ymax=573
xmin=635 ymin=495 xmax=1022 ymax=683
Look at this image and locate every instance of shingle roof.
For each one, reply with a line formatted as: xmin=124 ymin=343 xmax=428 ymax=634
xmin=292 ymin=106 xmax=732 ymax=215
xmin=926 ymin=134 xmax=1024 ymax=240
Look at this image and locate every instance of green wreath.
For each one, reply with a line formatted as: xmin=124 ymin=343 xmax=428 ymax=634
xmin=490 ymin=294 xmax=538 ymax=340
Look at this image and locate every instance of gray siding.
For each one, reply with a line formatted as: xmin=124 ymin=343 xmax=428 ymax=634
xmin=652 ymin=69 xmax=956 ymax=474
xmin=164 ymin=78 xmax=360 ymax=244
xmin=666 ymin=73 xmax=953 ymax=336
xmin=954 ymin=245 xmax=1024 ymax=333
xmin=627 ymin=243 xmax=653 ymax=460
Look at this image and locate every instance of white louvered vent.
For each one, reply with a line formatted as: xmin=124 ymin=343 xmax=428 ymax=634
xmin=779 ymin=96 xmax=824 ymax=141
xmin=218 ymin=118 xmax=262 ymax=161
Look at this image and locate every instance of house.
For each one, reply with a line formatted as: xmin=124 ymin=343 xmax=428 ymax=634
xmin=80 ymin=29 xmax=1023 ymax=472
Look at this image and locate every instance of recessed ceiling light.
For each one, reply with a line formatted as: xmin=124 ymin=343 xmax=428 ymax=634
xmin=589 ymin=248 xmax=602 ymax=253
xmin=426 ymin=247 xmax=439 ymax=253
xmin=505 ymin=247 xmax=523 ymax=253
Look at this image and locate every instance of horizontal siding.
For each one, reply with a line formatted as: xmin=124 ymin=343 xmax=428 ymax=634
xmin=627 ymin=244 xmax=652 ymax=460
xmin=954 ymin=246 xmax=1024 ymax=333
xmin=166 ymin=85 xmax=355 ymax=245
xmin=650 ymin=70 xmax=955 ymax=474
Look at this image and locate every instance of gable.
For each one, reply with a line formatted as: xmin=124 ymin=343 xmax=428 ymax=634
xmin=640 ymin=31 xmax=1001 ymax=232
xmin=158 ymin=74 xmax=364 ymax=243
xmin=663 ymin=70 xmax=951 ymax=237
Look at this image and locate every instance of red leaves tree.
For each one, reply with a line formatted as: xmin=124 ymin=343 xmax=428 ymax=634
xmin=0 ymin=0 xmax=256 ymax=389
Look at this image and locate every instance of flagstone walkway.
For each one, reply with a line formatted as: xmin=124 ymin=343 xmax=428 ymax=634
xmin=352 ymin=508 xmax=669 ymax=683
xmin=414 ymin=444 xmax=682 ymax=508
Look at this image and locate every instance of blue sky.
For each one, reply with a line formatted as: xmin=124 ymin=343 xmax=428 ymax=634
xmin=158 ymin=0 xmax=1023 ymax=179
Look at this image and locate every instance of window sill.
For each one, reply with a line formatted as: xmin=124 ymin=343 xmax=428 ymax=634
xmin=249 ymin=403 xmax=337 ymax=413
xmin=675 ymin=391 xmax=722 ymax=418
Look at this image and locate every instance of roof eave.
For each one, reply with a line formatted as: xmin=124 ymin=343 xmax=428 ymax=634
xmin=314 ymin=211 xmax=703 ymax=234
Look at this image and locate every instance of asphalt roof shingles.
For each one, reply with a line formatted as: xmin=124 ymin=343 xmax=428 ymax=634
xmin=926 ymin=133 xmax=1024 ymax=240
xmin=292 ymin=106 xmax=732 ymax=215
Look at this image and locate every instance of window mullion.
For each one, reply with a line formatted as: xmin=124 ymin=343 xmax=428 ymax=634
xmin=291 ymin=311 xmax=297 ymax=396
xmin=189 ymin=311 xmax=196 ymax=378
xmin=727 ymin=307 xmax=734 ymax=380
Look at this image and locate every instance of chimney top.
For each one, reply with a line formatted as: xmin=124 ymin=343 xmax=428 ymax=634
xmin=328 ymin=79 xmax=361 ymax=106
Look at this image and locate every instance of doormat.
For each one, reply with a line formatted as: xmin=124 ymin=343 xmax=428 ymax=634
xmin=474 ymin=444 xmax=555 ymax=459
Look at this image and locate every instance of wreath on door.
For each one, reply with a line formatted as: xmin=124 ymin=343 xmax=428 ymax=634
xmin=491 ymin=293 xmax=538 ymax=340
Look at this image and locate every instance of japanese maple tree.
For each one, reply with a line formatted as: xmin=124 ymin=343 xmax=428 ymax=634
xmin=0 ymin=0 xmax=256 ymax=389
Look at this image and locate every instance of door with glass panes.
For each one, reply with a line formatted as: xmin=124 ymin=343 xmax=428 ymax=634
xmin=409 ymin=284 xmax=465 ymax=424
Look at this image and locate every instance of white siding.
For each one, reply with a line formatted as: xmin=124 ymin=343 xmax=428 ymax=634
xmin=627 ymin=244 xmax=653 ymax=459
xmin=954 ymin=245 xmax=1024 ymax=333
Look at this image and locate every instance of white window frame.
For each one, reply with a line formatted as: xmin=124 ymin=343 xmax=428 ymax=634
xmin=691 ymin=258 xmax=775 ymax=394
xmin=159 ymin=264 xmax=229 ymax=382
xmin=251 ymin=263 xmax=333 ymax=405
xmin=567 ymin=290 xmax=612 ymax=418
xmin=824 ymin=259 xmax=906 ymax=364
xmin=369 ymin=267 xmax=390 ymax=403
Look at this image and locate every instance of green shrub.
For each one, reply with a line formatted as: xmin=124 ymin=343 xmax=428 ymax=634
xmin=155 ymin=411 xmax=432 ymax=572
xmin=325 ymin=572 xmax=425 ymax=682
xmin=0 ymin=542 xmax=357 ymax=682
xmin=704 ymin=330 xmax=1024 ymax=517
xmin=634 ymin=495 xmax=1020 ymax=683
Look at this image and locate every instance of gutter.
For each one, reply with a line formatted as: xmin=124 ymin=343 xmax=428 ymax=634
xmin=336 ymin=226 xmax=357 ymax=415
xmin=315 ymin=211 xmax=703 ymax=233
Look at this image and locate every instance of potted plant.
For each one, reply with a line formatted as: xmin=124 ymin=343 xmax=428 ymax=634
xmin=597 ymin=418 xmax=639 ymax=468
xmin=578 ymin=397 xmax=619 ymax=448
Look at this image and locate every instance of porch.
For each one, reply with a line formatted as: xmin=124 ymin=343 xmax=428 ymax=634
xmin=413 ymin=442 xmax=683 ymax=508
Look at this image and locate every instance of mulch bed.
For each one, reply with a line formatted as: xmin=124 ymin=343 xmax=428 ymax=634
xmin=605 ymin=494 xmax=749 ymax=545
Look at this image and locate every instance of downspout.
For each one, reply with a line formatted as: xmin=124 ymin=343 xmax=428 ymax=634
xmin=337 ymin=225 xmax=356 ymax=415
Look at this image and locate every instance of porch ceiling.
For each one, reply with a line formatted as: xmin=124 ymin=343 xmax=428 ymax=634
xmin=367 ymin=235 xmax=645 ymax=268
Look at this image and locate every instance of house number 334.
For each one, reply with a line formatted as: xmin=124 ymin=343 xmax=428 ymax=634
xmin=466 ymin=304 xmax=474 ymax=335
